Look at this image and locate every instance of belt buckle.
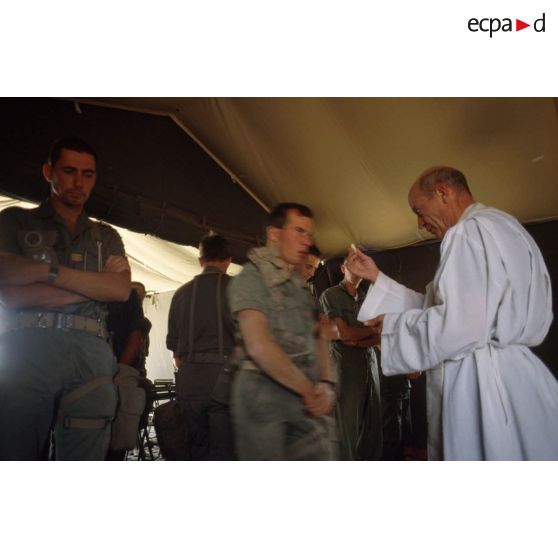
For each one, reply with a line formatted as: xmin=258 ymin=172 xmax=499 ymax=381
xmin=37 ymin=313 xmax=48 ymax=328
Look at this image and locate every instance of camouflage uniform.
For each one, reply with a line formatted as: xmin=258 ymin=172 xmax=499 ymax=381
xmin=228 ymin=245 xmax=337 ymax=460
xmin=0 ymin=200 xmax=124 ymax=460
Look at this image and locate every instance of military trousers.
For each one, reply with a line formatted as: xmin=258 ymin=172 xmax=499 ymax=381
xmin=231 ymin=368 xmax=338 ymax=460
xmin=380 ymin=373 xmax=411 ymax=460
xmin=0 ymin=328 xmax=117 ymax=460
xmin=176 ymin=362 xmax=234 ymax=460
xmin=335 ymin=349 xmax=383 ymax=461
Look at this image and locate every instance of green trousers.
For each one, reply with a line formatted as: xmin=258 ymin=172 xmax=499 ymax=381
xmin=334 ymin=347 xmax=383 ymax=460
xmin=231 ymin=369 xmax=338 ymax=460
xmin=0 ymin=328 xmax=117 ymax=460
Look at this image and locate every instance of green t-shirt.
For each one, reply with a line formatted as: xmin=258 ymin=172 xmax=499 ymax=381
xmin=320 ymin=281 xmax=377 ymax=370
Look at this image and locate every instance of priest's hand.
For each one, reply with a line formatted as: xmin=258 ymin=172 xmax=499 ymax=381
xmin=346 ymin=246 xmax=379 ymax=282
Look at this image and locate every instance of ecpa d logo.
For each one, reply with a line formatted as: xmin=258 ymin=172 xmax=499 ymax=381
xmin=468 ymin=13 xmax=546 ymax=37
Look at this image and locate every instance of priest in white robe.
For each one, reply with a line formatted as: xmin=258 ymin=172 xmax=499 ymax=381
xmin=349 ymin=166 xmax=558 ymax=460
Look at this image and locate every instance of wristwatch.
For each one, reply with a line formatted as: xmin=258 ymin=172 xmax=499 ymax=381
xmin=47 ymin=263 xmax=59 ymax=284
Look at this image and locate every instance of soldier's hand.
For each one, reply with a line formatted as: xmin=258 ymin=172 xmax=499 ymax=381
xmin=304 ymin=382 xmax=335 ymax=416
xmin=318 ymin=314 xmax=340 ymax=341
xmin=363 ymin=314 xmax=385 ymax=346
xmin=103 ymin=255 xmax=131 ymax=274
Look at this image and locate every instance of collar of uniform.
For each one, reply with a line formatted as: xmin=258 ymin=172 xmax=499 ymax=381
xmin=34 ymin=198 xmax=92 ymax=236
xmin=34 ymin=199 xmax=59 ymax=220
xmin=247 ymin=245 xmax=301 ymax=288
xmin=338 ymin=279 xmax=361 ymax=299
xmin=201 ymin=266 xmax=224 ymax=275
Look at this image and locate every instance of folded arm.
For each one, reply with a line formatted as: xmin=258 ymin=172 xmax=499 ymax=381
xmin=333 ymin=318 xmax=375 ymax=342
xmin=0 ymin=252 xmax=131 ymax=304
xmin=0 ymin=284 xmax=88 ymax=309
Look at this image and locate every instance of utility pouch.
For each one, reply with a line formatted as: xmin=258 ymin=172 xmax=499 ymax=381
xmin=110 ymin=364 xmax=146 ymax=451
xmin=57 ymin=375 xmax=114 ymax=430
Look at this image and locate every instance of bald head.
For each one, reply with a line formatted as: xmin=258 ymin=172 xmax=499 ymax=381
xmin=408 ymin=166 xmax=475 ymax=240
xmin=413 ymin=166 xmax=472 ymax=197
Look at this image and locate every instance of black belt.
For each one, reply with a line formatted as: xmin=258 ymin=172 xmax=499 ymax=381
xmin=182 ymin=352 xmax=232 ymax=364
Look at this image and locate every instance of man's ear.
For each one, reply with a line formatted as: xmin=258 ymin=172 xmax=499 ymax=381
xmin=436 ymin=183 xmax=450 ymax=203
xmin=198 ymin=257 xmax=204 ymax=268
xmin=267 ymin=225 xmax=280 ymax=244
xmin=42 ymin=163 xmax=53 ymax=182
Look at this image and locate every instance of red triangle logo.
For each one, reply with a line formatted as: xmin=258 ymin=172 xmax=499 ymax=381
xmin=516 ymin=19 xmax=530 ymax=31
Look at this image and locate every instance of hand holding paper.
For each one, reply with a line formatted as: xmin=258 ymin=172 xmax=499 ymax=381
xmin=346 ymin=244 xmax=379 ymax=282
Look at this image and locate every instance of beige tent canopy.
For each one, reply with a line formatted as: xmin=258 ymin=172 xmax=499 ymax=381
xmin=81 ymin=97 xmax=558 ymax=257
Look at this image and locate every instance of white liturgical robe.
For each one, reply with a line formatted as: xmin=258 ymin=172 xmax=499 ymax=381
xmin=358 ymin=203 xmax=558 ymax=460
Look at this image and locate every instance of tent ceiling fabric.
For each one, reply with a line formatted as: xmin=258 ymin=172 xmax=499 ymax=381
xmin=0 ymin=196 xmax=241 ymax=293
xmin=2 ymin=98 xmax=557 ymax=259
xmin=85 ymin=97 xmax=558 ymax=257
xmin=0 ymin=98 xmax=268 ymax=263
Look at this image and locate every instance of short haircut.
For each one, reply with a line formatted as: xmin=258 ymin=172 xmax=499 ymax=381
xmin=267 ymin=203 xmax=314 ymax=229
xmin=308 ymin=245 xmax=321 ymax=258
xmin=416 ymin=166 xmax=472 ymax=196
xmin=48 ymin=136 xmax=98 ymax=167
xmin=199 ymin=234 xmax=231 ymax=262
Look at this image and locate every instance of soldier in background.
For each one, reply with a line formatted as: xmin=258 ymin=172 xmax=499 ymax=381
xmin=166 ymin=234 xmax=235 ymax=460
xmin=320 ymin=254 xmax=382 ymax=460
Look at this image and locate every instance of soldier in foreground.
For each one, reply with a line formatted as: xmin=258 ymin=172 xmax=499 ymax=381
xmin=228 ymin=203 xmax=337 ymax=460
xmin=0 ymin=137 xmax=130 ymax=460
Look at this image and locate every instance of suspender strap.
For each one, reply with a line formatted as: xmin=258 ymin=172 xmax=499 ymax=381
xmin=216 ymin=272 xmax=224 ymax=360
xmin=186 ymin=272 xmax=226 ymax=361
xmin=187 ymin=275 xmax=200 ymax=357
